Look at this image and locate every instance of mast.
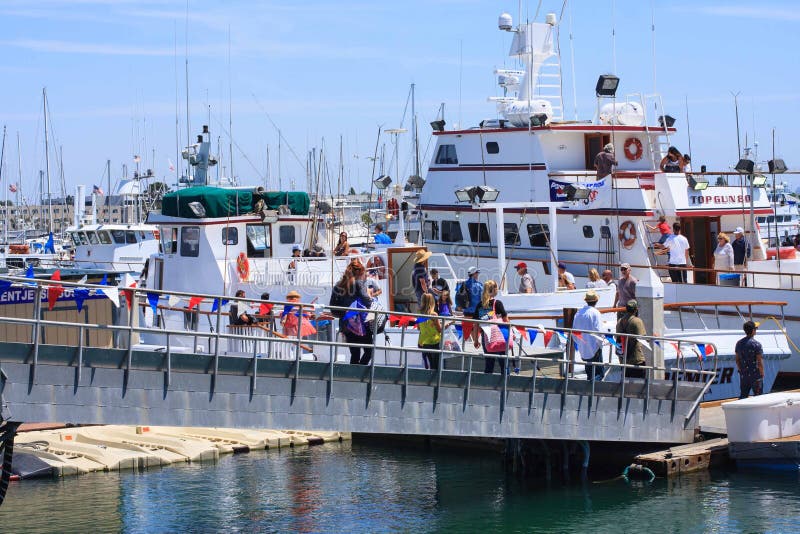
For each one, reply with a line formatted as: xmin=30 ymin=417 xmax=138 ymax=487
xmin=1 ymin=125 xmax=6 ymax=242
xmin=43 ymin=88 xmax=53 ymax=234
xmin=412 ymin=83 xmax=420 ymax=178
xmin=16 ymin=132 xmax=22 ymax=233
xmin=106 ymin=159 xmax=112 ymax=223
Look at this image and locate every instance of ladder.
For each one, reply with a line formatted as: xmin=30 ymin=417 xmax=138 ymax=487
xmin=635 ymin=94 xmax=672 ymax=169
xmin=534 ymin=55 xmax=564 ymax=122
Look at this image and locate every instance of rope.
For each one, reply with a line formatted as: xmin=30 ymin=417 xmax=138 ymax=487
xmin=763 ymin=315 xmax=800 ymax=354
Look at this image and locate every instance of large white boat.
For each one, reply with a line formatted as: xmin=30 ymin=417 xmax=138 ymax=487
xmin=415 ymin=11 xmax=800 ymax=378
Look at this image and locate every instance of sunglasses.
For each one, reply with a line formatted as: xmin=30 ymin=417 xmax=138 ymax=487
xmin=621 ymin=267 xmax=629 ymax=271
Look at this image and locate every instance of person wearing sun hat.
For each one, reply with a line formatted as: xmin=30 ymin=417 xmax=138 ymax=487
xmin=411 ymin=249 xmax=433 ymax=309
xmin=515 ymin=262 xmax=534 ymax=293
xmin=572 ymin=289 xmax=604 ymax=381
xmin=735 ymin=320 xmax=764 ymax=398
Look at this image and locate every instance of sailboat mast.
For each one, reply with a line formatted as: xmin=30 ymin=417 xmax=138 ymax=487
xmin=43 ymin=88 xmax=53 ymax=234
xmin=1 ymin=125 xmax=7 ymax=242
xmin=412 ymin=83 xmax=419 ymax=178
xmin=107 ymin=159 xmax=111 ymax=224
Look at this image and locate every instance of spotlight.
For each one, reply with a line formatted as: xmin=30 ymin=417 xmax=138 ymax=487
xmin=768 ymin=159 xmax=787 ymax=174
xmin=658 ymin=115 xmax=676 ymax=128
xmin=430 ymin=120 xmax=446 ymax=132
xmin=688 ymin=175 xmax=709 ymax=191
xmin=735 ymin=159 xmax=755 ymax=174
xmin=750 ymin=174 xmax=768 ymax=187
xmin=374 ymin=175 xmax=392 ymax=190
xmin=595 ymin=74 xmax=620 ymax=97
xmin=565 ymin=184 xmax=590 ymax=201
xmin=530 ymin=113 xmax=548 ymax=127
xmin=407 ymin=175 xmax=426 ymax=189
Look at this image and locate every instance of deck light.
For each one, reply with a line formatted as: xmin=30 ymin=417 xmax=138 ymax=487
xmin=688 ymin=175 xmax=709 ymax=191
xmin=374 ymin=175 xmax=392 ymax=190
xmin=454 ymin=185 xmax=500 ymax=204
xmin=750 ymin=174 xmax=768 ymax=187
xmin=407 ymin=175 xmax=426 ymax=189
xmin=735 ymin=159 xmax=755 ymax=174
xmin=565 ymin=184 xmax=590 ymax=201
xmin=530 ymin=113 xmax=548 ymax=127
xmin=188 ymin=202 xmax=206 ymax=217
xmin=454 ymin=188 xmax=471 ymax=203
xmin=658 ymin=115 xmax=676 ymax=128
xmin=768 ymin=159 xmax=787 ymax=174
xmin=595 ymin=75 xmax=619 ymax=97
xmin=430 ymin=119 xmax=446 ymax=132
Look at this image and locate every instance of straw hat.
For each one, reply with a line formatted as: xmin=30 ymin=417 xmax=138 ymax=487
xmin=414 ymin=249 xmax=433 ymax=263
xmin=584 ymin=289 xmax=599 ymax=303
xmin=286 ymin=290 xmax=301 ymax=299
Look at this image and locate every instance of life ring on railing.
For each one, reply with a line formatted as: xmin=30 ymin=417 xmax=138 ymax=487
xmin=619 ymin=220 xmax=637 ymax=249
xmin=624 ymin=137 xmax=643 ymax=161
xmin=236 ymin=252 xmax=250 ymax=281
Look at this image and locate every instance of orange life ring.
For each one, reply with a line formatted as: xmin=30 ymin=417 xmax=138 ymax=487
xmin=619 ymin=221 xmax=637 ymax=249
xmin=236 ymin=252 xmax=250 ymax=280
xmin=623 ymin=137 xmax=643 ymax=161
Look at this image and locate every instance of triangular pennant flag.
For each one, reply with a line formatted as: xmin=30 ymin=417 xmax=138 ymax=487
xmin=0 ymin=279 xmax=12 ymax=294
xmin=543 ymin=330 xmax=554 ymax=346
xmin=527 ymin=329 xmax=538 ymax=344
xmin=604 ymin=334 xmax=621 ymax=349
xmin=639 ymin=339 xmax=652 ymax=351
xmin=282 ymin=304 xmax=294 ymax=317
xmin=705 ymin=344 xmax=715 ymax=356
xmin=515 ymin=326 xmax=528 ymax=341
xmin=77 ymin=275 xmax=88 ymax=285
xmin=147 ymin=292 xmax=160 ymax=316
xmin=572 ymin=331 xmax=583 ymax=340
xmin=74 ymin=288 xmax=90 ymax=312
xmin=670 ymin=342 xmax=681 ymax=356
xmin=168 ymin=295 xmax=181 ymax=307
xmin=499 ymin=324 xmax=510 ymax=342
xmin=212 ymin=298 xmax=220 ymax=312
xmin=99 ymin=286 xmax=120 ymax=307
xmin=25 ymin=265 xmax=34 ymax=279
xmin=187 ymin=296 xmax=203 ymax=309
xmin=461 ymin=321 xmax=474 ymax=341
xmin=697 ymin=344 xmax=706 ymax=360
xmin=415 ymin=316 xmax=430 ymax=324
xmin=454 ymin=323 xmax=463 ymax=339
xmin=99 ymin=274 xmax=108 ymax=286
xmin=47 ymin=270 xmax=64 ymax=311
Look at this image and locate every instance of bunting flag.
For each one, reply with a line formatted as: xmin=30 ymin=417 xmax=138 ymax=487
xmin=415 ymin=316 xmax=430 ymax=324
xmin=281 ymin=304 xmax=294 ymax=317
xmin=572 ymin=331 xmax=583 ymax=340
xmin=187 ymin=296 xmax=203 ymax=309
xmin=461 ymin=320 xmax=474 ymax=340
xmin=25 ymin=265 xmax=34 ymax=279
xmin=211 ymin=298 xmax=230 ymax=312
xmin=77 ymin=275 xmax=88 ymax=285
xmin=389 ymin=314 xmax=416 ymax=327
xmin=454 ymin=323 xmax=463 ymax=339
xmin=99 ymin=274 xmax=108 ymax=286
xmin=74 ymin=288 xmax=90 ymax=312
xmin=543 ymin=330 xmax=554 ymax=346
xmin=670 ymin=342 xmax=682 ymax=356
xmin=515 ymin=326 xmax=529 ymax=342
xmin=639 ymin=339 xmax=652 ymax=352
xmin=0 ymin=279 xmax=12 ymax=294
xmin=47 ymin=270 xmax=64 ymax=311
xmin=499 ymin=324 xmax=510 ymax=342
xmin=603 ymin=334 xmax=621 ymax=349
xmin=705 ymin=344 xmax=715 ymax=356
xmin=168 ymin=295 xmax=181 ymax=307
xmin=119 ymin=273 xmax=138 ymax=310
xmin=147 ymin=292 xmax=160 ymax=316
xmin=100 ymin=286 xmax=120 ymax=307
xmin=527 ymin=329 xmax=539 ymax=344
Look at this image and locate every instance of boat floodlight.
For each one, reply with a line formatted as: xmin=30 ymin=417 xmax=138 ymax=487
xmin=455 ymin=185 xmax=500 ymax=204
xmin=530 ymin=113 xmax=548 ymax=127
xmin=407 ymin=175 xmax=426 ymax=189
xmin=750 ymin=174 xmax=768 ymax=187
xmin=477 ymin=185 xmax=500 ymax=203
xmin=687 ymin=175 xmax=709 ymax=191
xmin=658 ymin=115 xmax=676 ymax=128
xmin=768 ymin=159 xmax=787 ymax=174
xmin=565 ymin=184 xmax=590 ymax=201
xmin=430 ymin=120 xmax=446 ymax=132
xmin=595 ymin=74 xmax=620 ymax=97
xmin=188 ymin=201 xmax=206 ymax=217
xmin=735 ymin=159 xmax=755 ymax=174
xmin=454 ymin=188 xmax=471 ymax=203
xmin=374 ymin=175 xmax=392 ymax=190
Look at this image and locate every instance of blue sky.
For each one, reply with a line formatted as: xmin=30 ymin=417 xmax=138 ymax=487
xmin=0 ymin=0 xmax=798 ymax=202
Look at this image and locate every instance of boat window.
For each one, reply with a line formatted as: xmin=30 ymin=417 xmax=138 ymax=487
xmin=600 ymin=225 xmax=611 ymax=238
xmin=757 ymin=217 xmax=766 ymax=224
xmin=110 ymin=229 xmax=126 ymax=244
xmin=468 ymin=222 xmax=491 ymax=244
xmin=126 ymin=231 xmax=138 ymax=244
xmin=180 ymin=227 xmax=200 ymax=257
xmin=246 ymin=224 xmax=271 ymax=258
xmin=435 ymin=144 xmax=458 ymax=165
xmin=97 ymin=231 xmax=112 ymax=244
xmin=165 ymin=227 xmax=179 ymax=254
xmin=527 ymin=224 xmax=550 ymax=247
xmin=504 ymin=223 xmax=521 ymax=245
xmin=77 ymin=232 xmax=89 ymax=245
xmin=767 ymin=216 xmax=775 ymax=223
xmin=279 ymin=225 xmax=296 ymax=244
xmin=86 ymin=232 xmax=100 ymax=245
xmin=441 ymin=220 xmax=463 ymax=242
xmin=486 ymin=142 xmax=500 ymax=154
xmin=423 ymin=221 xmax=439 ymax=240
xmin=582 ymin=225 xmax=594 ymax=238
xmin=222 ymin=227 xmax=238 ymax=246
xmin=70 ymin=233 xmax=80 ymax=247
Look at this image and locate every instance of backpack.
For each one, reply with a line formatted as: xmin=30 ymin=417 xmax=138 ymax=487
xmin=329 ymin=287 xmax=348 ymax=318
xmin=455 ymin=280 xmax=470 ymax=309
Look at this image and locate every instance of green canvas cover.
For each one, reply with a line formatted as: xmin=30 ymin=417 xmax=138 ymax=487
xmin=161 ymin=187 xmax=254 ymax=218
xmin=260 ymin=191 xmax=310 ymax=215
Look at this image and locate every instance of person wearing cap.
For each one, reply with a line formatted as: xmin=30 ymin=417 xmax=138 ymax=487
xmin=557 ymin=262 xmax=575 ymax=290
xmin=463 ymin=267 xmax=483 ymax=316
xmin=374 ymin=224 xmax=393 ymax=244
xmin=731 ymin=227 xmax=750 ymax=285
xmin=594 ymin=143 xmax=618 ymax=179
xmin=430 ymin=268 xmax=449 ymax=300
xmin=573 ymin=289 xmax=604 ymax=381
xmin=615 ymin=299 xmax=647 ymax=378
xmin=655 ymin=222 xmax=690 ymax=283
xmin=614 ymin=263 xmax=637 ymax=310
xmin=515 ymin=262 xmax=534 ymax=293
xmin=735 ymin=320 xmax=764 ymax=398
xmin=411 ymin=249 xmax=433 ymax=309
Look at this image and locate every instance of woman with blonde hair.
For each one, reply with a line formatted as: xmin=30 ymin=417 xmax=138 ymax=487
xmin=712 ymin=232 xmax=735 ymax=284
xmin=417 ymin=293 xmax=442 ymax=370
xmin=473 ymin=280 xmax=510 ymax=374
xmin=585 ymin=268 xmax=606 ymax=288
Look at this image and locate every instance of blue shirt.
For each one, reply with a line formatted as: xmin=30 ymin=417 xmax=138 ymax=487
xmin=464 ymin=278 xmax=483 ymax=314
xmin=374 ymin=232 xmax=392 ymax=244
xmin=735 ymin=336 xmax=763 ymax=379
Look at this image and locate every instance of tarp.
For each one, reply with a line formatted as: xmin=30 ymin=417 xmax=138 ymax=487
xmin=260 ymin=191 xmax=310 ymax=215
xmin=161 ymin=187 xmax=310 ymax=218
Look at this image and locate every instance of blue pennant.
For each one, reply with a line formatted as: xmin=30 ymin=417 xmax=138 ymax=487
xmin=527 ymin=329 xmax=539 ymax=344
xmin=0 ymin=279 xmax=13 ymax=294
xmin=25 ymin=265 xmax=34 ymax=279
xmin=453 ymin=324 xmax=463 ymax=339
xmin=415 ymin=316 xmax=430 ymax=324
xmin=99 ymin=274 xmax=108 ymax=286
xmin=499 ymin=324 xmax=510 ymax=342
xmin=147 ymin=292 xmax=160 ymax=316
xmin=74 ymin=288 xmax=90 ymax=312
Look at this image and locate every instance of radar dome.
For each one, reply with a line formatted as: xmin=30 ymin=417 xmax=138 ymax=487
xmin=498 ymin=12 xmax=513 ymax=31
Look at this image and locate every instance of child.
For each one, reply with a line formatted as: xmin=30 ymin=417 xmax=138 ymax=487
xmin=646 ymin=215 xmax=672 ymax=247
xmin=417 ymin=293 xmax=442 ymax=370
xmin=437 ymin=289 xmax=453 ymax=317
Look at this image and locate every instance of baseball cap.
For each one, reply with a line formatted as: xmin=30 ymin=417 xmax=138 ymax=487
xmin=620 ymin=262 xmax=631 ymax=270
xmin=292 ymin=244 xmax=302 ymax=251
xmin=626 ymin=299 xmax=638 ymax=312
xmin=557 ymin=262 xmax=566 ymax=270
xmin=467 ymin=266 xmax=480 ymax=275
xmin=515 ymin=262 xmax=527 ymax=269
xmin=735 ymin=227 xmax=744 ymax=234
xmin=744 ymin=320 xmax=760 ymax=332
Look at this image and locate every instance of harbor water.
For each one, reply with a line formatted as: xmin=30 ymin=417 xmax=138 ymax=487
xmin=1 ymin=439 xmax=799 ymax=533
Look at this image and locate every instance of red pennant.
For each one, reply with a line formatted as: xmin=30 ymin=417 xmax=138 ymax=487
xmin=389 ymin=314 xmax=415 ymax=327
xmin=515 ymin=326 xmax=528 ymax=341
xmin=572 ymin=331 xmax=583 ymax=340
xmin=543 ymin=330 xmax=554 ymax=346
xmin=461 ymin=321 xmax=474 ymax=341
xmin=188 ymin=296 xmax=203 ymax=309
xmin=47 ymin=270 xmax=64 ymax=311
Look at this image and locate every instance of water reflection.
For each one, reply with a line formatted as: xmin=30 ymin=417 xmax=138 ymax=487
xmin=1 ymin=441 xmax=799 ymax=533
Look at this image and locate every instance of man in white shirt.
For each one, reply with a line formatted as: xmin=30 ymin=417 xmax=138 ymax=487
xmin=515 ymin=262 xmax=534 ymax=293
xmin=572 ymin=289 xmax=604 ymax=381
xmin=557 ymin=262 xmax=575 ymax=289
xmin=656 ymin=222 xmax=690 ymax=283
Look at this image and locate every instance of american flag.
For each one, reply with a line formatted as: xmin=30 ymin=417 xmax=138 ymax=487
xmin=9 ymin=183 xmax=17 ymax=193
xmin=93 ymin=185 xmax=104 ymax=195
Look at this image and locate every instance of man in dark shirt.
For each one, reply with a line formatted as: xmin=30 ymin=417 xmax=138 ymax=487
xmin=735 ymin=320 xmax=764 ymax=398
xmin=731 ymin=227 xmax=750 ymax=286
xmin=594 ymin=143 xmax=618 ymax=179
xmin=430 ymin=268 xmax=449 ymax=301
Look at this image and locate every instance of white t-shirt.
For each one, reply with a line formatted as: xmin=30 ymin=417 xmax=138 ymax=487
xmin=562 ymin=271 xmax=575 ymax=286
xmin=586 ymin=279 xmax=607 ymax=288
xmin=665 ymin=234 xmax=690 ymax=265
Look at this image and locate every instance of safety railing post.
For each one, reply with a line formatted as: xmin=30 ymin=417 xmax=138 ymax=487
xmin=368 ymin=309 xmax=380 ymax=403
xmin=76 ymin=324 xmax=85 ymax=387
xmin=126 ymin=288 xmax=136 ymax=374
xmin=165 ymin=331 xmax=172 ymax=388
xmin=214 ymin=298 xmax=222 ymax=358
xmin=401 ymin=326 xmax=408 ymax=404
xmin=435 ymin=317 xmax=445 ymax=407
xmin=295 ymin=304 xmax=303 ymax=381
xmin=30 ymin=285 xmax=43 ymax=385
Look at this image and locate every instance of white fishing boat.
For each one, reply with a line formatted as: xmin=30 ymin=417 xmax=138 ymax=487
xmin=414 ymin=10 xmax=800 ymax=378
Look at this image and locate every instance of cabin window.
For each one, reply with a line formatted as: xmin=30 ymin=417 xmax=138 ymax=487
xmin=504 ymin=223 xmax=521 ymax=246
xmin=97 ymin=231 xmax=112 ymax=244
xmin=468 ymin=222 xmax=491 ymax=244
xmin=757 ymin=217 xmax=766 ymax=224
xmin=582 ymin=225 xmax=594 ymax=238
xmin=278 ymin=225 xmax=296 ymax=244
xmin=435 ymin=144 xmax=458 ymax=165
xmin=110 ymin=229 xmax=126 ymax=244
xmin=600 ymin=225 xmax=611 ymax=238
xmin=767 ymin=216 xmax=775 ymax=223
xmin=126 ymin=231 xmax=138 ymax=244
xmin=78 ymin=232 xmax=90 ymax=245
xmin=180 ymin=226 xmax=200 ymax=257
xmin=423 ymin=221 xmax=439 ymax=240
xmin=246 ymin=224 xmax=271 ymax=258
xmin=441 ymin=220 xmax=463 ymax=242
xmin=222 ymin=227 xmax=238 ymax=246
xmin=486 ymin=141 xmax=500 ymax=154
xmin=70 ymin=233 xmax=80 ymax=247
xmin=527 ymin=224 xmax=550 ymax=247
